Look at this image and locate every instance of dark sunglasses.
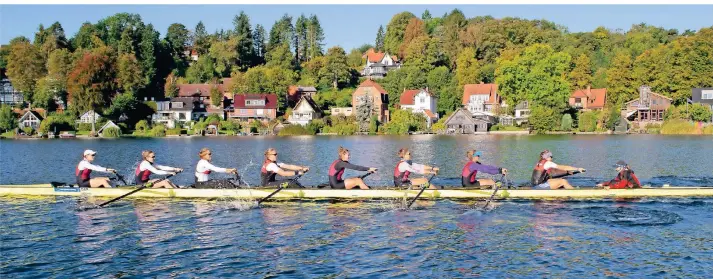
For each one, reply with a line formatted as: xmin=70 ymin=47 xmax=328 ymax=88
xmin=269 ymin=153 xmax=278 ymax=156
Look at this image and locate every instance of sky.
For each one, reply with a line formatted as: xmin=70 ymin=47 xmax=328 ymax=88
xmin=1 ymin=5 xmax=712 ymax=50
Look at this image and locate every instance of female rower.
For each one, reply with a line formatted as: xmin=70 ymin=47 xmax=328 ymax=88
xmin=596 ymin=160 xmax=641 ymax=189
xmin=327 ymin=146 xmax=377 ymax=189
xmin=135 ymin=150 xmax=183 ymax=188
xmin=76 ymin=149 xmax=117 ymax=188
xmin=394 ymin=148 xmax=439 ymax=189
xmin=531 ymin=150 xmax=585 ymax=189
xmin=194 ymin=148 xmax=238 ymax=188
xmin=261 ymin=148 xmax=309 ymax=188
xmin=461 ymin=150 xmax=508 ymax=188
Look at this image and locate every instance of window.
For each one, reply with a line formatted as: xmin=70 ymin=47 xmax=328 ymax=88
xmin=171 ymin=102 xmax=183 ymax=109
xmin=256 ymin=109 xmax=264 ymax=116
xmin=240 ymin=109 xmax=247 ymax=115
xmin=419 ymin=97 xmax=425 ymax=104
xmin=702 ymin=90 xmax=713 ymax=100
xmin=246 ymin=100 xmax=266 ymax=106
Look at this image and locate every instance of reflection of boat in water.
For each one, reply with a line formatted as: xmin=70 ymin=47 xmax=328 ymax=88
xmin=2 ymin=185 xmax=713 ymax=200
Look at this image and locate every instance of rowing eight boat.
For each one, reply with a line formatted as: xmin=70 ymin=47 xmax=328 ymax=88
xmin=1 ymin=184 xmax=713 ymax=200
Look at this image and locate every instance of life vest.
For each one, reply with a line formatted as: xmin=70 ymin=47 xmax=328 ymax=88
xmin=75 ymin=162 xmax=92 ymax=182
xmin=531 ymin=159 xmax=550 ymax=185
xmin=261 ymin=160 xmax=278 ymax=186
xmin=393 ymin=161 xmax=411 ymax=186
xmin=328 ymin=159 xmax=345 ymax=181
xmin=135 ymin=161 xmax=153 ymax=183
xmin=462 ymin=161 xmax=478 ymax=184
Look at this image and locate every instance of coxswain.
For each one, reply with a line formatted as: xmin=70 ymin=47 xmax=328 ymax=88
xmin=461 ymin=150 xmax=508 ymax=188
xmin=596 ymin=160 xmax=642 ymax=189
xmin=135 ymin=150 xmax=183 ymax=188
xmin=261 ymin=148 xmax=309 ymax=188
xmin=531 ymin=150 xmax=585 ymax=189
xmin=76 ymin=149 xmax=117 ymax=188
xmin=327 ymin=146 xmax=377 ymax=189
xmin=194 ymin=148 xmax=238 ymax=188
xmin=394 ymin=148 xmax=439 ymax=189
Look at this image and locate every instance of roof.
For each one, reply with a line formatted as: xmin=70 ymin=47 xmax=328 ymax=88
xmin=98 ymin=120 xmax=119 ymax=133
xmin=288 ymin=85 xmax=318 ymax=97
xmin=177 ymin=79 xmax=232 ymax=97
xmin=462 ymin=83 xmax=499 ymax=105
xmin=16 ymin=109 xmax=44 ymax=121
xmin=233 ymin=94 xmax=278 ymax=109
xmin=293 ymin=96 xmax=322 ymax=113
xmin=362 ymin=48 xmax=399 ymax=63
xmin=515 ymin=101 xmax=529 ymax=110
xmin=399 ymin=88 xmax=432 ymax=105
xmin=423 ymin=109 xmax=437 ymax=119
xmin=168 ymin=97 xmax=199 ymax=111
xmin=571 ymin=88 xmax=607 ymax=109
xmin=444 ymin=108 xmax=482 ymax=125
xmin=692 ymin=88 xmax=713 ymax=104
xmin=358 ymin=79 xmax=388 ymax=94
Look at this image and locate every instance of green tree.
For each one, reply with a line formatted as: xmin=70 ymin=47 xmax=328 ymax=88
xmin=0 ymin=105 xmax=17 ymax=132
xmin=496 ymin=44 xmax=572 ymax=111
xmin=690 ymin=103 xmax=713 ymax=122
xmin=347 ymin=48 xmax=364 ymax=69
xmin=233 ymin=11 xmax=256 ymax=69
xmin=569 ymin=54 xmax=593 ymax=89
xmin=455 ymin=47 xmax=480 ymax=89
xmin=383 ymin=109 xmax=426 ymax=134
xmin=606 ymin=50 xmax=637 ymax=105
xmin=72 ymin=22 xmax=99 ymax=50
xmin=384 ymin=12 xmax=416 ymax=54
xmin=116 ymin=53 xmax=144 ymax=93
xmin=164 ymin=73 xmax=179 ymax=98
xmin=306 ymin=15 xmax=325 ymax=60
xmin=193 ymin=21 xmax=210 ymax=55
xmin=265 ymin=43 xmax=294 ymax=69
xmin=295 ymin=14 xmax=309 ymax=63
xmin=375 ymin=25 xmax=385 ymax=51
xmin=210 ymin=85 xmax=222 ymax=107
xmin=268 ymin=14 xmax=294 ymax=52
xmin=209 ymin=38 xmax=239 ymax=76
xmin=104 ymin=92 xmax=140 ymax=122
xmin=560 ymin=114 xmax=573 ymax=131
xmin=166 ymin=23 xmax=190 ymax=53
xmin=529 ymin=105 xmax=560 ymax=133
xmin=253 ymin=24 xmax=267 ymax=63
xmin=6 ymin=41 xmax=46 ymax=104
xmin=321 ymin=46 xmax=351 ymax=89
xmin=427 ymin=66 xmax=458 ymax=114
xmin=185 ymin=55 xmax=216 ymax=83
xmin=440 ymin=9 xmax=467 ymax=67
xmin=380 ymin=66 xmax=427 ymax=108
xmin=578 ymin=111 xmax=599 ymax=132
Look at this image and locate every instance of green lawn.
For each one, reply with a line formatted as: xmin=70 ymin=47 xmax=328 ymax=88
xmin=1 ymin=131 xmax=16 ymax=138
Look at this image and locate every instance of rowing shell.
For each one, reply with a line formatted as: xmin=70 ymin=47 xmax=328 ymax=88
xmin=1 ymin=185 xmax=713 ymax=200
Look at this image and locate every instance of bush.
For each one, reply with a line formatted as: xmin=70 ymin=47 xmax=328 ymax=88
xmin=220 ymin=120 xmax=240 ymax=134
xmin=39 ymin=113 xmax=75 ymax=134
xmin=605 ymin=106 xmax=621 ymax=131
xmin=704 ymin=125 xmax=713 ymax=135
xmin=193 ymin=121 xmax=207 ymax=135
xmin=578 ymin=111 xmax=598 ymax=132
xmin=306 ymin=119 xmax=325 ymax=134
xmin=529 ymin=106 xmax=560 ymax=133
xmin=167 ymin=128 xmax=183 ymax=135
xmin=560 ymin=114 xmax=573 ymax=131
xmin=22 ymin=126 xmax=33 ymax=135
xmin=135 ymin=120 xmax=150 ymax=132
xmin=205 ymin=114 xmax=222 ymax=125
xmin=661 ymin=119 xmax=695 ymax=134
xmin=102 ymin=127 xmax=122 ymax=138
xmin=0 ymin=105 xmax=17 ymax=132
xmin=382 ymin=110 xmax=426 ymax=135
xmin=151 ymin=124 xmax=166 ymax=137
xmin=278 ymin=124 xmax=314 ymax=136
xmin=77 ymin=123 xmax=92 ymax=131
xmin=690 ymin=104 xmax=713 ymax=122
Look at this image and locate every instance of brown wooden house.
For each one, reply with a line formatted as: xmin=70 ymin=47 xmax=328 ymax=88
xmin=624 ymin=85 xmax=672 ymax=122
xmin=443 ymin=108 xmax=491 ymax=134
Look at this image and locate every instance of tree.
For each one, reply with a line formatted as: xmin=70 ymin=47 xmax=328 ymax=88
xmin=266 ymin=43 xmax=294 ymax=69
xmin=137 ymin=24 xmax=159 ymax=92
xmin=104 ymin=92 xmax=140 ymax=122
xmin=427 ymin=66 xmax=458 ymax=114
xmin=529 ymin=105 xmax=559 ymax=132
xmin=0 ymin=105 xmax=17 ymax=132
xmin=233 ymin=11 xmax=255 ymax=69
xmin=321 ymin=47 xmax=351 ymax=89
xmin=399 ymin=18 xmax=426 ymax=58
xmin=185 ymin=55 xmax=216 ymax=83
xmin=72 ymin=22 xmax=99 ymax=50
xmin=383 ymin=109 xmax=427 ymax=134
xmin=6 ymin=41 xmax=46 ymax=104
xmin=253 ymin=24 xmax=267 ymax=64
xmin=295 ymin=14 xmax=309 ymax=63
xmin=347 ymin=48 xmax=364 ymax=68
xmin=116 ymin=53 xmax=144 ymax=93
xmin=690 ymin=103 xmax=713 ymax=122
xmin=578 ymin=111 xmax=599 ymax=132
xmin=166 ymin=23 xmax=190 ymax=53
xmin=164 ymin=73 xmax=179 ymax=98
xmin=496 ymin=44 xmax=572 ymax=111
xmin=193 ymin=21 xmax=210 ymax=55
xmin=268 ymin=14 xmax=294 ymax=52
xmin=455 ymin=47 xmax=480 ymax=89
xmin=375 ymin=25 xmax=385 ymax=51
xmin=440 ymin=9 xmax=467 ymax=67
xmin=209 ymin=38 xmax=239 ymax=76
xmin=569 ymin=54 xmax=593 ymax=89
xmin=306 ymin=15 xmax=325 ymax=60
xmin=210 ymin=85 xmax=222 ymax=107
xmin=560 ymin=114 xmax=573 ymax=131
xmin=44 ymin=48 xmax=73 ymax=104
xmin=67 ymin=47 xmax=116 ymax=132
xmin=384 ymin=12 xmax=416 ymax=54
xmin=606 ymin=50 xmax=636 ymax=105
xmin=118 ymin=28 xmax=136 ymax=55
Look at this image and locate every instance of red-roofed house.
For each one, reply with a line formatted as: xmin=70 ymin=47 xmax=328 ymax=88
xmin=462 ymin=83 xmax=500 ymax=116
xmin=570 ymin=86 xmax=607 ymax=110
xmin=177 ymin=78 xmax=233 ymax=119
xmin=352 ymin=79 xmax=389 ymax=122
xmin=362 ymin=48 xmax=401 ymax=79
xmin=229 ymin=94 xmax=278 ymax=122
xmin=399 ymin=88 xmax=439 ymax=127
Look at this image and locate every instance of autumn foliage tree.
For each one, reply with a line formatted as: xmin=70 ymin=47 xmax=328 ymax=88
xmin=67 ymin=47 xmax=117 ymax=117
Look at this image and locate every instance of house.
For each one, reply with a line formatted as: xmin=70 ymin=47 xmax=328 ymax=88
xmin=153 ymin=97 xmax=206 ymax=128
xmin=352 ymin=79 xmax=389 ymax=123
xmin=16 ymin=109 xmax=44 ymax=130
xmin=361 ymin=48 xmax=401 ymax=79
xmin=0 ymin=78 xmax=24 ymax=105
xmin=692 ymin=88 xmax=713 ymax=122
xmin=183 ymin=48 xmax=199 ymax=62
xmin=399 ymin=88 xmax=438 ymax=127
xmin=78 ymin=110 xmax=101 ymax=124
xmin=570 ymin=86 xmax=607 ymax=110
xmin=287 ymin=85 xmax=317 ymax=104
xmin=177 ymin=78 xmax=233 ymax=119
xmin=499 ymin=101 xmax=530 ymax=126
xmin=97 ymin=120 xmax=120 ymax=136
xmin=330 ymin=107 xmax=353 ymax=117
xmin=463 ymin=83 xmax=500 ymax=116
xmin=443 ymin=108 xmax=491 ymax=134
xmin=288 ymin=96 xmax=322 ymax=126
xmin=624 ymin=85 xmax=672 ymax=123
xmin=229 ymin=94 xmax=278 ymax=122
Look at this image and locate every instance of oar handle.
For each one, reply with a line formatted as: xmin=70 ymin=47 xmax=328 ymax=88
xmin=257 ymin=172 xmax=306 ymax=205
xmin=358 ymin=171 xmax=375 ymax=179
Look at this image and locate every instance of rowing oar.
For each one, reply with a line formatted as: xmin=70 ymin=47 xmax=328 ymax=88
xmin=257 ymin=172 xmax=305 ymax=205
xmin=406 ymin=173 xmax=437 ymax=209
xmin=97 ymin=172 xmax=179 ymax=208
xmin=113 ymin=171 xmax=129 ymax=186
xmin=482 ymin=174 xmax=509 ymax=210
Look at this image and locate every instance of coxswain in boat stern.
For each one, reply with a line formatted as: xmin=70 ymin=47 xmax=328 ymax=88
xmin=134 ymin=150 xmax=183 ymax=188
xmin=261 ymin=148 xmax=309 ymax=188
xmin=193 ymin=148 xmax=238 ymax=188
xmin=75 ymin=149 xmax=117 ymax=188
xmin=597 ymin=160 xmax=642 ymax=189
xmin=327 ymin=146 xmax=377 ymax=189
xmin=461 ymin=150 xmax=508 ymax=189
xmin=531 ymin=150 xmax=585 ymax=189
xmin=394 ymin=148 xmax=439 ymax=189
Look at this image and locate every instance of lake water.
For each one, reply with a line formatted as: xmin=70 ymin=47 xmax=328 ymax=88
xmin=1 ymin=135 xmax=713 ymax=278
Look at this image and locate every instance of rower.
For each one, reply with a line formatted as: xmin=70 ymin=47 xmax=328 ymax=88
xmin=194 ymin=148 xmax=238 ymax=188
xmin=76 ymin=149 xmax=117 ymax=188
xmin=135 ymin=150 xmax=183 ymax=188
xmin=531 ymin=150 xmax=585 ymax=189
xmin=597 ymin=160 xmax=641 ymax=189
xmin=461 ymin=150 xmax=508 ymax=189
xmin=328 ymin=146 xmax=377 ymax=189
xmin=261 ymin=148 xmax=309 ymax=188
xmin=394 ymin=148 xmax=439 ymax=189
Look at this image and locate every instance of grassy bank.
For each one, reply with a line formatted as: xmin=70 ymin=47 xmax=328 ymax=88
xmin=660 ymin=120 xmax=713 ymax=135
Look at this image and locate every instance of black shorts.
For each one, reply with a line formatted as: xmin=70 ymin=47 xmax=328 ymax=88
xmin=77 ymin=179 xmax=91 ymax=188
xmin=394 ymin=179 xmax=412 ymax=189
xmin=263 ymin=180 xmax=302 ymax=188
xmin=462 ymin=178 xmax=481 ymax=188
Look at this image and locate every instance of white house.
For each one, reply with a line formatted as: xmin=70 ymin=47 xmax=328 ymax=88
xmin=78 ymin=110 xmax=102 ymax=124
xmin=153 ymin=97 xmax=206 ymax=128
xmin=18 ymin=110 xmax=43 ymax=130
xmin=399 ymin=88 xmax=439 ymax=127
xmin=288 ymin=96 xmax=322 ymax=126
xmin=362 ymin=48 xmax=401 ymax=79
xmin=97 ymin=120 xmax=120 ymax=136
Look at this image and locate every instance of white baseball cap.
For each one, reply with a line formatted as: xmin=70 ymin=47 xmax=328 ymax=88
xmin=84 ymin=150 xmax=97 ymax=156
